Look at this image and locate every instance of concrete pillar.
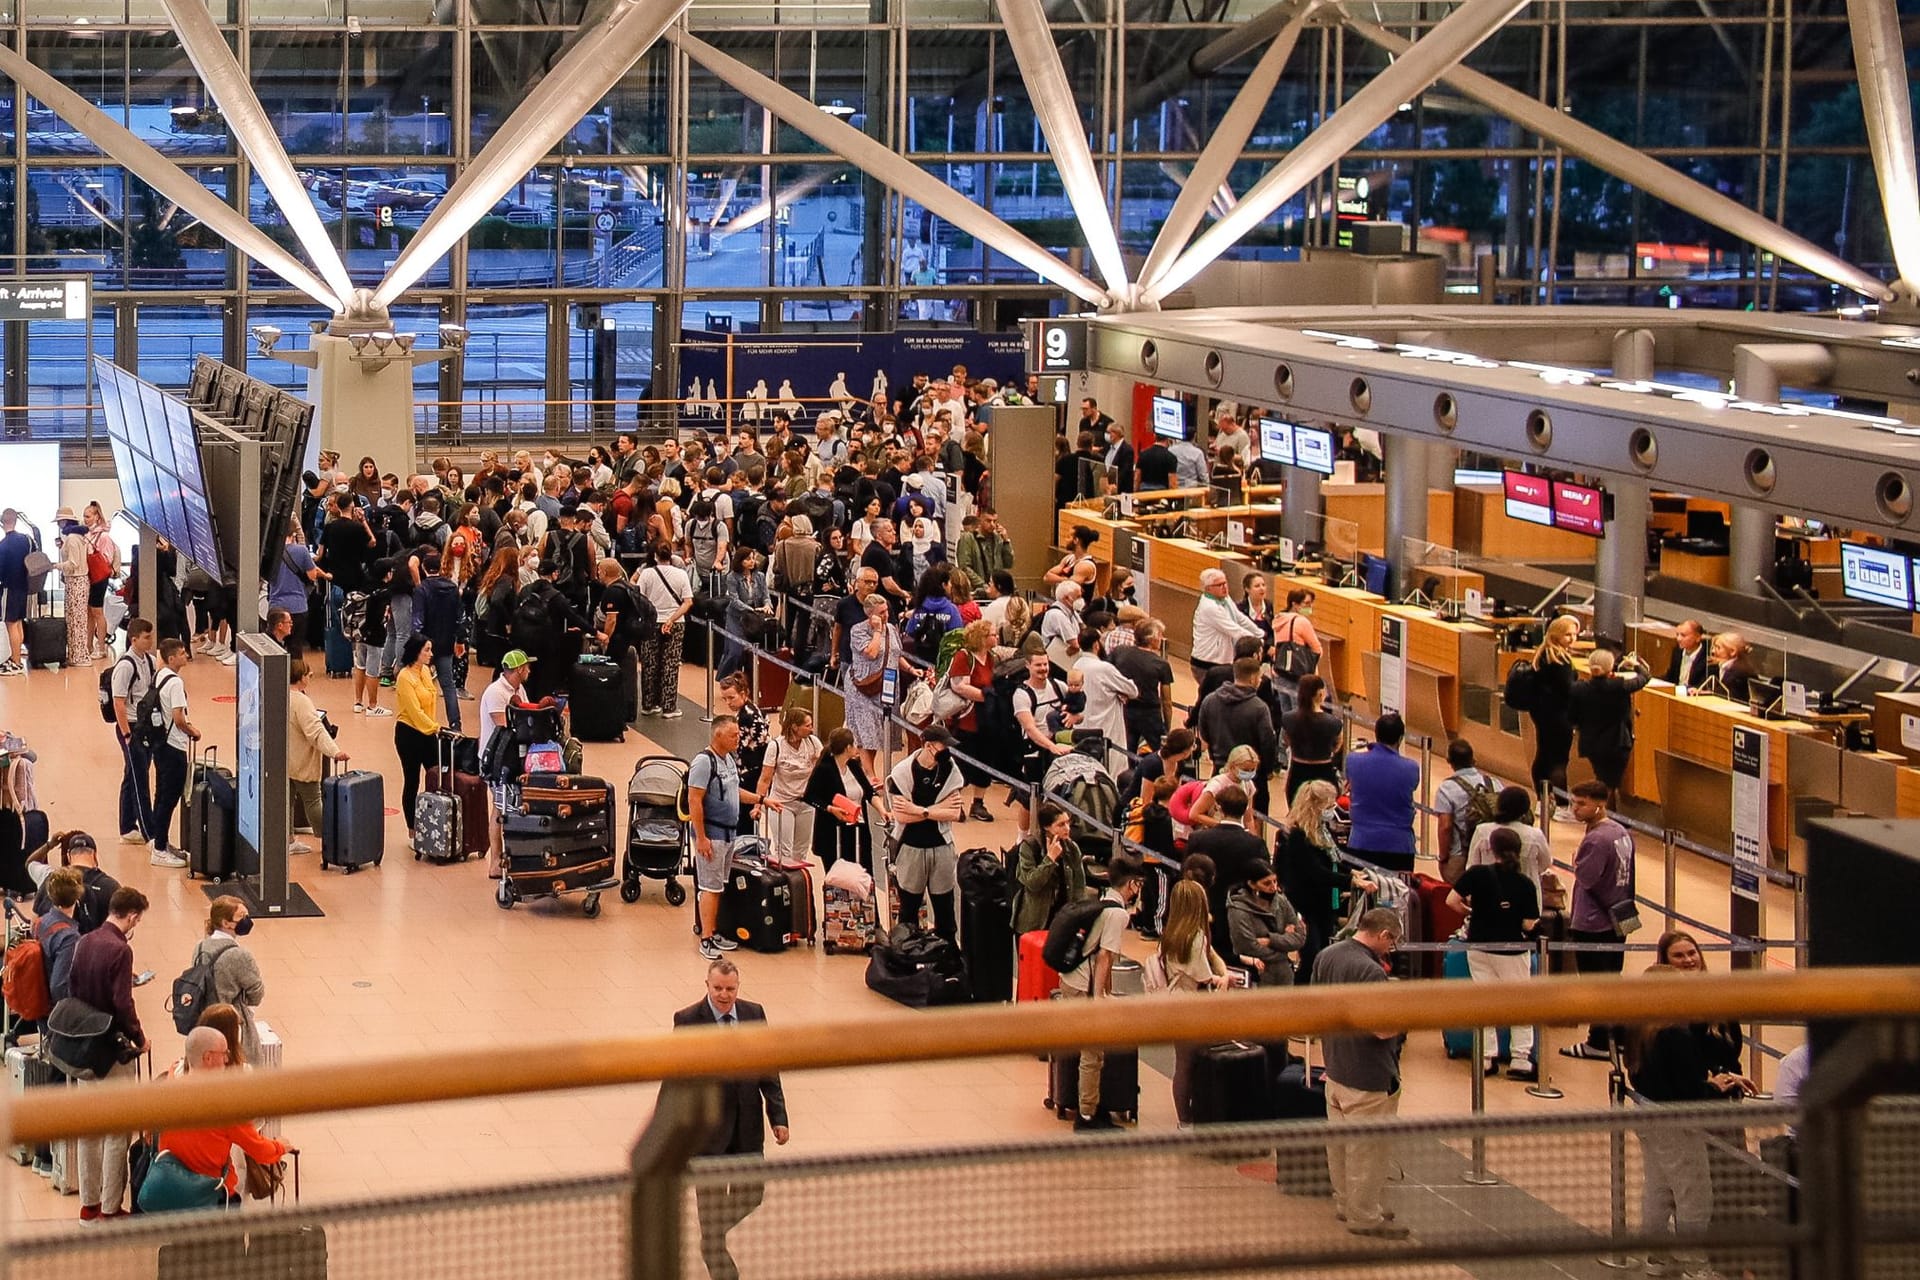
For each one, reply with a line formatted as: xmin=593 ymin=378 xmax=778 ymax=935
xmin=1384 ymin=434 xmax=1446 ymax=598
xmin=1595 ymin=328 xmax=1655 ymax=643
xmin=1281 ymin=465 xmax=1323 ymax=552
xmin=1730 ymin=505 xmax=1778 ymax=594
xmin=300 ymin=334 xmax=420 ymax=477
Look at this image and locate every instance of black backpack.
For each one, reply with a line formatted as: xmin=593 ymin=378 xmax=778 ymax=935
xmin=131 ymin=669 xmax=177 ymax=751
xmin=733 ymin=491 xmax=767 ymax=552
xmin=904 ymin=608 xmax=949 ymax=663
xmin=1042 ymin=897 xmax=1124 ymax=973
xmin=604 ymin=582 xmax=656 ymax=643
xmin=166 ymin=939 xmax=235 ymax=1035
xmin=97 ymin=654 xmax=134 ymax=725
xmin=513 ymin=584 xmax=554 ymax=641
xmin=863 ymin=926 xmax=970 ymax=1007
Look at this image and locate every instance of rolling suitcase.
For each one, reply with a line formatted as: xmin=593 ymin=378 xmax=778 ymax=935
xmin=755 ymin=646 xmax=794 ymax=711
xmin=1046 ymin=1047 xmax=1140 ymax=1122
xmin=504 ymin=845 xmax=615 ymax=896
xmin=719 ymin=858 xmax=795 ymax=952
xmin=1017 ymin=929 xmax=1060 ymax=1003
xmin=423 ymin=765 xmax=490 ymax=862
xmin=769 ymin=858 xmax=815 ymax=944
xmin=320 ymin=768 xmax=385 ymax=872
xmin=1441 ymin=943 xmax=1514 ymax=1060
xmin=185 ymin=748 xmax=237 ymax=882
xmin=958 ymin=848 xmax=1014 ymax=1003
xmin=568 ymin=655 xmax=628 ymax=742
xmin=501 ymin=808 xmax=613 ymax=844
xmin=8 ymin=1046 xmax=76 ymax=1188
xmin=323 ymin=591 xmax=353 ymax=677
xmin=822 ymin=883 xmax=878 ymax=953
xmin=24 ymin=612 xmax=64 ymax=669
xmin=1188 ymin=1041 xmax=1274 ymax=1125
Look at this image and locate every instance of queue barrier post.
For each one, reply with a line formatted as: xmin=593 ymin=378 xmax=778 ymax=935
xmin=1599 ymin=1040 xmax=1636 ymax=1270
xmin=1525 ymin=933 xmax=1565 ymax=1100
xmin=1463 ymin=1022 xmax=1499 ymax=1186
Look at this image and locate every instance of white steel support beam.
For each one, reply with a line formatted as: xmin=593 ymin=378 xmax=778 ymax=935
xmin=1345 ymin=15 xmax=1898 ymax=304
xmin=1845 ymin=0 xmax=1920 ymax=294
xmin=373 ymin=0 xmax=692 ymax=310
xmin=669 ymin=30 xmax=1111 ymax=308
xmin=997 ymin=0 xmax=1129 ymax=296
xmin=0 ymin=44 xmax=341 ymax=311
xmin=1138 ymin=0 xmax=1315 ymax=292
xmin=163 ymin=0 xmax=356 ymax=310
xmin=1143 ymin=0 xmax=1529 ymax=304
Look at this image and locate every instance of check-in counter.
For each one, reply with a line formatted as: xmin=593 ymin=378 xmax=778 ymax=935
xmin=1642 ymin=684 xmax=1815 ymax=867
xmin=1272 ymin=572 xmax=1384 ymax=699
xmin=1451 ymin=486 xmax=1600 ymax=562
xmin=1662 ymin=544 xmax=1733 ymax=588
xmin=1151 ymin=538 xmax=1255 ymax=661
xmin=1352 ymin=606 xmax=1500 ymax=746
xmin=1320 ymin=484 xmax=1455 ymax=558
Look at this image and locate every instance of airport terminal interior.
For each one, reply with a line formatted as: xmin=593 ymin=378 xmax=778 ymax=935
xmin=0 ymin=0 xmax=1918 ymax=1276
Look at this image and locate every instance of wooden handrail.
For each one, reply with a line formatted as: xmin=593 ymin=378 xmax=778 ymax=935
xmin=12 ymin=968 xmax=1916 ymax=1146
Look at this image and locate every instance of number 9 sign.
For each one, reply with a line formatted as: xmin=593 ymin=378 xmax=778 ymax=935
xmin=1026 ymin=317 xmax=1087 ymax=374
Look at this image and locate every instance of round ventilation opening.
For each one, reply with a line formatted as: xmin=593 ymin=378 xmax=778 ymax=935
xmin=1203 ymin=351 xmax=1224 ymax=387
xmin=1433 ymin=393 xmax=1458 ymax=433
xmin=1349 ymin=378 xmax=1371 ymax=414
xmin=1879 ymin=472 xmax=1913 ymax=522
xmin=1744 ymin=448 xmax=1776 ymax=494
xmin=1524 ymin=409 xmax=1553 ymax=450
xmin=1140 ymin=339 xmax=1158 ymax=374
xmin=1628 ymin=427 xmax=1658 ymax=471
xmin=1274 ymin=363 xmax=1295 ymax=400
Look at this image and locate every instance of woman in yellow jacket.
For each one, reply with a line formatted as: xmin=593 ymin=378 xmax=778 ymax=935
xmin=393 ymin=633 xmax=444 ymax=852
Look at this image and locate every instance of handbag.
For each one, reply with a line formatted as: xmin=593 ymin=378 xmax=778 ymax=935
xmin=244 ymin=1152 xmax=289 ymax=1201
xmin=900 ymin=678 xmax=935 ymax=726
xmin=1608 ymin=897 xmax=1643 ymax=936
xmin=853 ymin=630 xmax=892 ymax=696
xmin=930 ymin=673 xmax=970 ymax=723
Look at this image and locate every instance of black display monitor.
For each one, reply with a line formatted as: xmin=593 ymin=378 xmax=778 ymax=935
xmin=1151 ymin=394 xmax=1185 ymax=440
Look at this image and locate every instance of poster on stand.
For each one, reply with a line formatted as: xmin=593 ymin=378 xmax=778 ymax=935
xmin=1379 ymin=615 xmax=1407 ymax=717
xmin=1730 ymin=726 xmax=1767 ymax=903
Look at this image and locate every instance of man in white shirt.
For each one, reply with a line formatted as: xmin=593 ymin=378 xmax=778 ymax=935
xmin=1061 ymin=854 xmax=1145 ymax=1131
xmin=478 ymin=651 xmax=535 ymax=876
xmin=1168 ymin=436 xmax=1209 ymax=489
xmin=1212 ymin=411 xmax=1251 ymax=466
xmin=109 ymin=618 xmax=161 ymax=847
xmin=1190 ymin=567 xmax=1263 ymax=686
xmin=146 ymin=638 xmax=198 ymax=869
xmin=812 ymin=412 xmax=848 ymax=470
xmin=1040 ymin=582 xmax=1082 ymax=666
xmin=1072 ymin=627 xmax=1138 ymax=772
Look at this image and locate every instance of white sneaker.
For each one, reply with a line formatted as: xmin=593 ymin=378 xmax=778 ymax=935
xmin=120 ymin=830 xmax=148 ymax=846
xmin=288 ymin=841 xmax=314 ymax=855
xmin=365 ymin=706 xmax=393 ymax=717
xmin=148 ymin=850 xmax=187 ymax=869
xmin=352 ymin=703 xmax=365 ymax=714
xmin=1553 ymin=806 xmax=1576 ymax=823
xmin=218 ymin=651 xmax=237 ymax=666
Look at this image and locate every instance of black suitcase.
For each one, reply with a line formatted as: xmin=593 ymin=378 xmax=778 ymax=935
xmin=1188 ymin=1041 xmax=1273 ymax=1125
xmin=25 ymin=616 xmax=65 ymax=669
xmin=1046 ymin=1049 xmax=1140 ymax=1122
xmin=501 ymin=808 xmax=612 ymax=844
xmin=719 ymin=860 xmax=795 ymax=952
xmin=185 ymin=748 xmax=237 ymax=881
xmin=957 ymin=849 xmax=1014 ymax=1004
xmin=568 ymin=656 xmax=628 ymax=742
xmin=503 ymin=825 xmax=610 ymax=859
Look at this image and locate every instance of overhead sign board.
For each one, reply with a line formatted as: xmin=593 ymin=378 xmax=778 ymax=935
xmin=1027 ymin=317 xmax=1089 ymax=374
xmin=0 ymin=279 xmax=88 ymax=322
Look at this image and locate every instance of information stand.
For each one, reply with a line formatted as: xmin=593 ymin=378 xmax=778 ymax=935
xmin=208 ymin=633 xmax=323 ymax=918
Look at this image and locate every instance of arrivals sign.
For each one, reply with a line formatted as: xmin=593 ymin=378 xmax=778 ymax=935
xmin=0 ymin=279 xmax=88 ymax=322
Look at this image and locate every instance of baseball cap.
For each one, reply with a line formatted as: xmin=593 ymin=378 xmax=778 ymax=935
xmin=501 ymin=650 xmax=537 ymax=670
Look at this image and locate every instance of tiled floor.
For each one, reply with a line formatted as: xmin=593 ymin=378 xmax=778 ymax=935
xmin=0 ymin=644 xmax=1799 ymax=1227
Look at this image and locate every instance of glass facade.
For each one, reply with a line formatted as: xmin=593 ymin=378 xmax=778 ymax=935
xmin=0 ymin=0 xmax=1902 ymax=423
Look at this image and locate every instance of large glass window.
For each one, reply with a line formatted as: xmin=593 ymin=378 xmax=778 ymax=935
xmin=133 ymin=302 xmax=229 ymax=390
xmin=27 ymin=307 xmax=116 ymax=440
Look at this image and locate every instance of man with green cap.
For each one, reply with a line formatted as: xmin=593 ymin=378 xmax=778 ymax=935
xmin=478 ymin=649 xmax=536 ymax=878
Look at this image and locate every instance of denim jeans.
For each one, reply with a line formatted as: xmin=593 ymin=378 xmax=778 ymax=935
xmin=383 ymin=594 xmax=412 ymax=677
xmin=432 ymin=651 xmax=462 ymax=731
xmin=116 ymin=729 xmax=155 ymax=839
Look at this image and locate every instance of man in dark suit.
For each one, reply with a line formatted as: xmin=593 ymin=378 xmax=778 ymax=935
xmin=1662 ymin=618 xmax=1710 ymax=690
xmin=673 ymin=959 xmax=789 ymax=1280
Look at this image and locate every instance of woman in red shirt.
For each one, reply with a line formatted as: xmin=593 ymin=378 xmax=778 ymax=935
xmin=943 ymin=619 xmax=999 ymax=824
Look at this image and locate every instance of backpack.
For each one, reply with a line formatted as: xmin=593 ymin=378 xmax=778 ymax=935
xmin=733 ymin=492 xmax=768 ymax=553
xmin=795 ymin=489 xmax=836 ymax=532
xmin=1457 ymin=773 xmax=1500 ymax=849
xmin=85 ymin=534 xmax=112 ymax=584
xmin=3 ymin=919 xmax=70 ymax=1021
xmin=1504 ymin=658 xmax=1538 ymax=713
xmin=165 ymin=938 xmax=236 ymax=1036
xmin=688 ymin=517 xmax=722 ymax=573
xmin=1041 ymin=896 xmax=1125 ymax=973
xmin=512 ymin=584 xmax=553 ymax=641
xmin=604 ymin=581 xmax=656 ymax=643
xmin=339 ymin=591 xmax=370 ymax=645
xmin=904 ymin=607 xmax=949 ymax=663
xmin=132 ymin=669 xmax=178 ymax=750
xmin=97 ymin=654 xmax=134 ymax=724
xmin=548 ymin=529 xmax=581 ymax=589
xmin=676 ymin=749 xmax=720 ymax=825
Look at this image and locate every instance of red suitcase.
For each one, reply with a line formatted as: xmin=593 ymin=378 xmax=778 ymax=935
xmin=755 ymin=646 xmax=794 ymax=713
xmin=1017 ymin=929 xmax=1061 ymax=1003
xmin=1410 ymin=871 xmax=1467 ymax=979
xmin=426 ymin=766 xmax=491 ymax=861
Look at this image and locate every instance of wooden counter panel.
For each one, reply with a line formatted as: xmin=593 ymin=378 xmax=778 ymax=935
xmin=1898 ymin=766 xmax=1920 ymax=820
xmin=1662 ymin=547 xmax=1732 ymax=588
xmin=1662 ymin=693 xmax=1802 ymax=785
xmin=1451 ymin=487 xmax=1600 ymax=562
xmin=1319 ymin=486 xmax=1455 ymax=557
xmin=1630 ymin=688 xmax=1669 ymax=805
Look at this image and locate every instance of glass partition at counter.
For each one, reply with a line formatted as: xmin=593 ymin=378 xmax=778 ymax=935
xmin=1279 ymin=511 xmax=1362 ymax=582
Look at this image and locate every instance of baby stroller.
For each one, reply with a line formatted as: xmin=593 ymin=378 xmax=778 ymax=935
xmin=622 ymin=756 xmax=690 ymax=905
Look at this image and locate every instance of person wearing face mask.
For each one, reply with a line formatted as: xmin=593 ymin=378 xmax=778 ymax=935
xmin=185 ymin=896 xmax=267 ymax=1065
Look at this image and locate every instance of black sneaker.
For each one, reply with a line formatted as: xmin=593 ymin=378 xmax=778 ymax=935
xmin=1508 ymin=1063 xmax=1540 ymax=1082
xmin=1072 ymin=1113 xmax=1118 ymax=1132
xmin=969 ymin=800 xmax=993 ymax=824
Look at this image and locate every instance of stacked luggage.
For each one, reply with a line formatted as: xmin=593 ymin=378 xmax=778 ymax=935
xmin=957 ymin=849 xmax=1014 ymax=1003
xmin=499 ymin=773 xmax=617 ymax=916
xmin=184 ymin=747 xmax=237 ymax=882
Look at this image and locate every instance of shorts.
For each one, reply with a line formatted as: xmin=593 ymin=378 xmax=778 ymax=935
xmin=1 ymin=588 xmax=24 ymax=624
xmin=490 ymin=782 xmax=512 ymax=814
xmin=1022 ymin=752 xmax=1052 ymax=789
xmin=354 ymin=642 xmax=381 ymax=673
xmin=893 ymin=842 xmax=956 ymax=895
xmin=694 ymin=835 xmax=735 ymax=893
xmin=88 ymin=579 xmax=110 ymax=608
